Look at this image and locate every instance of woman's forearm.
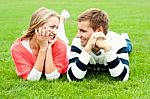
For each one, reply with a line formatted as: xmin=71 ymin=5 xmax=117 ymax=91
xmin=34 ymin=48 xmax=47 ymax=72
xmin=45 ymin=47 xmax=56 ymax=74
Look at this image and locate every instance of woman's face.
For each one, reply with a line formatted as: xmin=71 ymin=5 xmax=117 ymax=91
xmin=43 ymin=16 xmax=59 ymax=42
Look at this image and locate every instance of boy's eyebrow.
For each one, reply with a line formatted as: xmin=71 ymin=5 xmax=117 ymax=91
xmin=80 ymin=28 xmax=87 ymax=32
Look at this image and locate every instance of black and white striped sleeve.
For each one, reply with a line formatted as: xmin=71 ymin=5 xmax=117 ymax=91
xmin=67 ymin=38 xmax=91 ymax=81
xmin=105 ymin=45 xmax=129 ymax=81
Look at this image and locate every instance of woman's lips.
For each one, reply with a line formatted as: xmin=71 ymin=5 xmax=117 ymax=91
xmin=49 ymin=34 xmax=56 ymax=39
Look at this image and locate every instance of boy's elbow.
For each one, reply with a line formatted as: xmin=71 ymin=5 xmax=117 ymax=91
xmin=67 ymin=67 xmax=85 ymax=81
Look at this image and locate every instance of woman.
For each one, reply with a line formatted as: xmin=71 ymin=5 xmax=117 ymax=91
xmin=10 ymin=7 xmax=70 ymax=81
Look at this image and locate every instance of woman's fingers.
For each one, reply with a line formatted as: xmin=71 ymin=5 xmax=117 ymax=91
xmin=35 ymin=29 xmax=40 ymax=38
xmin=37 ymin=26 xmax=49 ymax=39
xmin=42 ymin=27 xmax=46 ymax=37
xmin=35 ymin=29 xmax=38 ymax=35
xmin=38 ymin=27 xmax=42 ymax=36
xmin=46 ymin=29 xmax=50 ymax=37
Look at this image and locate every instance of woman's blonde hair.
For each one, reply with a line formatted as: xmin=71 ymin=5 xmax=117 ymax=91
xmin=20 ymin=7 xmax=60 ymax=40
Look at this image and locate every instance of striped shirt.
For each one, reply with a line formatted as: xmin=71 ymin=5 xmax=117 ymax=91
xmin=67 ymin=31 xmax=129 ymax=81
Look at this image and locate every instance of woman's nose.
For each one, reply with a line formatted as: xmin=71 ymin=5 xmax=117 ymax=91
xmin=50 ymin=28 xmax=57 ymax=35
xmin=53 ymin=31 xmax=57 ymax=35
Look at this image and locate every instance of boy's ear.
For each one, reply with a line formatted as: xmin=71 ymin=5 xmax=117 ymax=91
xmin=96 ymin=26 xmax=103 ymax=32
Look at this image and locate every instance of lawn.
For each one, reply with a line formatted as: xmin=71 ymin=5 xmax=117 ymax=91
xmin=0 ymin=0 xmax=150 ymax=98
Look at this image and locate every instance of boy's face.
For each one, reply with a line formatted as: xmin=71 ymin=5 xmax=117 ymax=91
xmin=77 ymin=20 xmax=94 ymax=47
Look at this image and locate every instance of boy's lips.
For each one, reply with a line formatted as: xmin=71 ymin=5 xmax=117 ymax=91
xmin=81 ymin=38 xmax=86 ymax=43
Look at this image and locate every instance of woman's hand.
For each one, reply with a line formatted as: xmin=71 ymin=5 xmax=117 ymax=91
xmin=35 ymin=26 xmax=50 ymax=49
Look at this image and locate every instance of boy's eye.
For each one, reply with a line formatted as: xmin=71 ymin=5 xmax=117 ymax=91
xmin=49 ymin=26 xmax=55 ymax=29
xmin=80 ymin=29 xmax=86 ymax=33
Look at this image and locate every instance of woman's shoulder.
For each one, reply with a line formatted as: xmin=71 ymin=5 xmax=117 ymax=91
xmin=54 ymin=38 xmax=66 ymax=46
xmin=52 ymin=38 xmax=67 ymax=51
xmin=10 ymin=39 xmax=23 ymax=52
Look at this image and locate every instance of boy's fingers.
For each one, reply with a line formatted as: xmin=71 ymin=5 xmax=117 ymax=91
xmin=94 ymin=32 xmax=106 ymax=40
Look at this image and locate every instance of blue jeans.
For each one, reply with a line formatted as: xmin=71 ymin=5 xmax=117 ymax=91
xmin=125 ymin=39 xmax=132 ymax=54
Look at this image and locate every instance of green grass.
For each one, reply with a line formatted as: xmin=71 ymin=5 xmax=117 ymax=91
xmin=0 ymin=0 xmax=150 ymax=98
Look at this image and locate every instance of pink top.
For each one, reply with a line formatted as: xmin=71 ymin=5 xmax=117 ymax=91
xmin=10 ymin=39 xmax=69 ymax=79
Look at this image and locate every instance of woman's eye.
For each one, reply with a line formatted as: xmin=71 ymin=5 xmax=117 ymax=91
xmin=49 ymin=25 xmax=58 ymax=29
